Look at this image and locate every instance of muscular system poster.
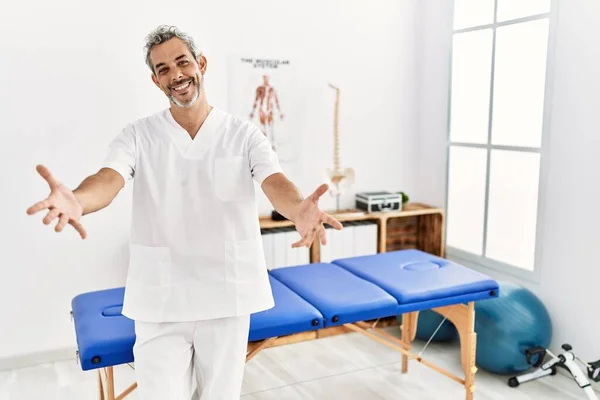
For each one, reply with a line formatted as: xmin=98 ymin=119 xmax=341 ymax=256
xmin=227 ymin=56 xmax=302 ymax=165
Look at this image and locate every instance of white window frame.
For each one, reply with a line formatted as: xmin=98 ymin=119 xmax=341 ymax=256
xmin=444 ymin=0 xmax=558 ymax=283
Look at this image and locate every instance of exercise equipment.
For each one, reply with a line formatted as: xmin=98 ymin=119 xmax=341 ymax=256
xmin=473 ymin=281 xmax=552 ymax=374
xmin=509 ymin=343 xmax=600 ymax=400
xmin=71 ymin=249 xmax=499 ymax=400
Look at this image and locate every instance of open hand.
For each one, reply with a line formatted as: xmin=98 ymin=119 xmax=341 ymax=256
xmin=292 ymin=183 xmax=343 ymax=248
xmin=26 ymin=165 xmax=87 ymax=239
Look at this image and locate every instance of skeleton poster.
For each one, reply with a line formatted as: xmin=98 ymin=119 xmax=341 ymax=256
xmin=227 ymin=56 xmax=303 ymax=166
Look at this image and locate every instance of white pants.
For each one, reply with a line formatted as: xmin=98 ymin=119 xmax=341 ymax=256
xmin=132 ymin=314 xmax=250 ymax=400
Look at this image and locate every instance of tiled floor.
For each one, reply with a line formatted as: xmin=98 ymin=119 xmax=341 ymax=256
xmin=0 ymin=328 xmax=595 ymax=399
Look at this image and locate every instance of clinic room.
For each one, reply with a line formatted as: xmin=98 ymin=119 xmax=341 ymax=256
xmin=2 ymin=0 xmax=599 ymax=399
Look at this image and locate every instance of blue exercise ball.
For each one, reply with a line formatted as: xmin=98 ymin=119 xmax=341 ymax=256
xmin=414 ymin=309 xmax=458 ymax=342
xmin=474 ymin=281 xmax=552 ymax=374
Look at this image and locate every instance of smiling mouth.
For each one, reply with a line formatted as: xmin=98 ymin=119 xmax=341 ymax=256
xmin=171 ymin=80 xmax=193 ymax=94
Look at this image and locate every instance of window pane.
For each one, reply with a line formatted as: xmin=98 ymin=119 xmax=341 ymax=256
xmin=486 ymin=150 xmax=540 ymax=270
xmin=489 ymin=19 xmax=549 ymax=148
xmin=491 ymin=19 xmax=549 ymax=148
xmin=446 ymin=146 xmax=487 ymax=255
xmin=453 ymin=0 xmax=495 ymax=30
xmin=497 ymin=0 xmax=551 ymax=22
xmin=450 ymin=30 xmax=493 ymax=144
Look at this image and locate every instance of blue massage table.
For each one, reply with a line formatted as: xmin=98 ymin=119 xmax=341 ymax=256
xmin=71 ymin=249 xmax=499 ymax=400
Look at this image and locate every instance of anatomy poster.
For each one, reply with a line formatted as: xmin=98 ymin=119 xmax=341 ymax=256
xmin=227 ymin=56 xmax=304 ymax=165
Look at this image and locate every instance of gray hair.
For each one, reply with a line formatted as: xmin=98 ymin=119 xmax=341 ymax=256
xmin=144 ymin=25 xmax=201 ymax=73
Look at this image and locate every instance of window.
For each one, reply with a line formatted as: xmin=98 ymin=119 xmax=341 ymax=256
xmin=445 ymin=0 xmax=553 ymax=276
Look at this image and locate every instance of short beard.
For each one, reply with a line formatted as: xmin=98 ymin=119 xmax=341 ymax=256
xmin=170 ymin=75 xmax=203 ymax=108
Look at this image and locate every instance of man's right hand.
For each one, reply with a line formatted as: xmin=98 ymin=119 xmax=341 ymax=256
xmin=26 ymin=165 xmax=87 ymax=239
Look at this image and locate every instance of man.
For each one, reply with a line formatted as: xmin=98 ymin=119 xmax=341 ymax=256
xmin=26 ymin=25 xmax=342 ymax=400
xmin=249 ymin=74 xmax=284 ymax=150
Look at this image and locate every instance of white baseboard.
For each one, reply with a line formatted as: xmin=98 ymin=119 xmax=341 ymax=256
xmin=0 ymin=347 xmax=77 ymax=371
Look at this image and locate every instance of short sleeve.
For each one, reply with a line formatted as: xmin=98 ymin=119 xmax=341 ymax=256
xmin=247 ymin=125 xmax=283 ymax=185
xmin=101 ymin=125 xmax=136 ymax=181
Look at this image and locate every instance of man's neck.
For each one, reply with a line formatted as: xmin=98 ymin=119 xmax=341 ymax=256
xmin=169 ymin=100 xmax=213 ymax=139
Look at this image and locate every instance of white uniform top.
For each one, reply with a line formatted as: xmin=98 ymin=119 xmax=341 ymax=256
xmin=102 ymin=107 xmax=282 ymax=322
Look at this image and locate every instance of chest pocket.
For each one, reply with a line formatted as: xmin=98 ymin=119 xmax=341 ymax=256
xmin=214 ymin=156 xmax=254 ymax=201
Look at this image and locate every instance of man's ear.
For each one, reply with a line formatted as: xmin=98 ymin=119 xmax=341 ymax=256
xmin=151 ymin=73 xmax=161 ymax=89
xmin=197 ymin=54 xmax=207 ymax=75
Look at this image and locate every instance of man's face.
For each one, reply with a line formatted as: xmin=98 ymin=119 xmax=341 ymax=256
xmin=150 ymin=38 xmax=206 ymax=108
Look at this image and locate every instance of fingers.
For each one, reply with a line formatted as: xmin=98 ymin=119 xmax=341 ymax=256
xmin=291 ymin=233 xmax=308 ymax=248
xmin=322 ymin=213 xmax=343 ymax=230
xmin=293 ymin=226 xmax=327 ymax=247
xmin=36 ymin=164 xmax=59 ymax=189
xmin=42 ymin=211 xmax=88 ymax=239
xmin=318 ymin=225 xmax=327 ymax=246
xmin=55 ymin=214 xmax=69 ymax=233
xmin=26 ymin=198 xmax=52 ymax=215
xmin=70 ymin=220 xmax=88 ymax=239
xmin=309 ymin=183 xmax=329 ymax=202
xmin=43 ymin=208 xmax=61 ymax=225
xmin=26 ymin=165 xmax=60 ymax=215
xmin=27 ymin=193 xmax=87 ymax=238
xmin=292 ymin=227 xmax=317 ymax=248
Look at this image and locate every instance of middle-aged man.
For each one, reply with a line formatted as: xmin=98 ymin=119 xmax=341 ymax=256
xmin=27 ymin=25 xmax=343 ymax=400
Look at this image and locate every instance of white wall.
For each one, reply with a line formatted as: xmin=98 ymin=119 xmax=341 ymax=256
xmin=0 ymin=0 xmax=420 ymax=366
xmin=415 ymin=1 xmax=454 ymax=208
xmin=417 ymin=0 xmax=600 ymax=383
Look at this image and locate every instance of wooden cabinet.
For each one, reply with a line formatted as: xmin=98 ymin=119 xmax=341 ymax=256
xmin=259 ymin=202 xmax=445 ymax=261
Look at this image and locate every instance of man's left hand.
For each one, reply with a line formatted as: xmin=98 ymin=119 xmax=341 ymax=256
xmin=291 ymin=183 xmax=343 ymax=248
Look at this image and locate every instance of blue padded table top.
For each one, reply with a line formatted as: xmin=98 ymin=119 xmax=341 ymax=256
xmin=249 ymin=275 xmax=324 ymax=342
xmin=332 ymin=249 xmax=499 ymax=312
xmin=270 ymin=263 xmax=398 ymax=327
xmin=71 ymin=287 xmax=134 ymax=371
xmin=72 ymin=277 xmax=326 ymax=370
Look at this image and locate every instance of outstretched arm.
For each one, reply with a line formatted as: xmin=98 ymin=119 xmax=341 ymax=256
xmin=261 ymin=173 xmax=342 ymax=248
xmin=27 ymin=125 xmax=136 ymax=239
xmin=260 ymin=172 xmax=303 ymax=221
xmin=248 ymin=124 xmax=340 ymax=247
xmin=73 ymin=167 xmax=125 ymax=215
xmin=26 ymin=165 xmax=125 ymax=239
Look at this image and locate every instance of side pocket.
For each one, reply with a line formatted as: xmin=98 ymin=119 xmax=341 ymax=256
xmin=224 ymin=237 xmax=266 ymax=283
xmin=128 ymin=243 xmax=171 ymax=287
xmin=214 ymin=156 xmax=254 ymax=202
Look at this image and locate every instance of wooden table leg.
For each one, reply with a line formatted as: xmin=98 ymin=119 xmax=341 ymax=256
xmin=106 ymin=367 xmax=115 ymax=400
xmin=432 ymin=302 xmax=478 ymax=400
xmin=400 ymin=312 xmax=418 ymax=373
xmin=461 ymin=303 xmax=477 ymax=400
xmin=115 ymin=383 xmax=138 ymax=400
xmin=98 ymin=370 xmax=105 ymax=400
